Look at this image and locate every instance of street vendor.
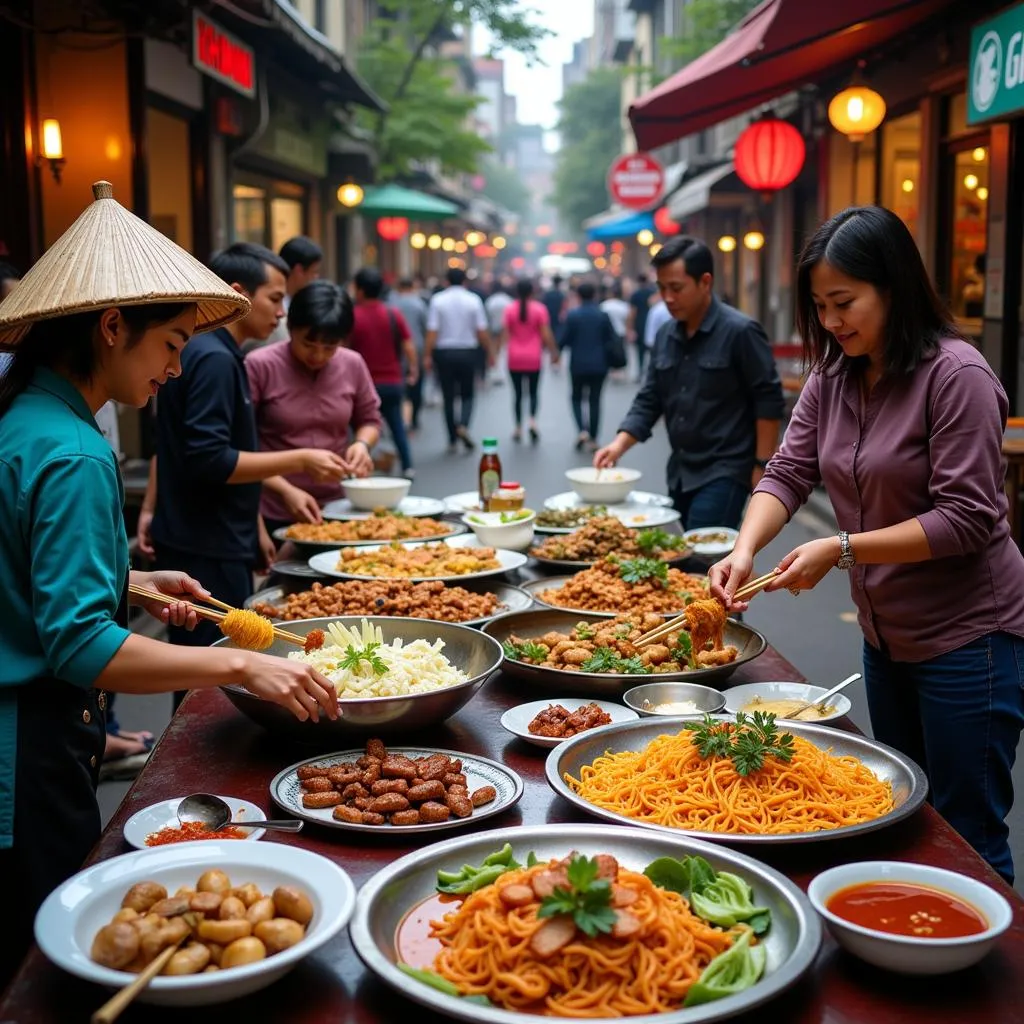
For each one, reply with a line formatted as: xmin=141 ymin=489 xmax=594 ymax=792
xmin=0 ymin=181 xmax=339 ymax=980
xmin=711 ymin=206 xmax=1024 ymax=883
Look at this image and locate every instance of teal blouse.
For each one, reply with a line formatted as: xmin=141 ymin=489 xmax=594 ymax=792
xmin=0 ymin=368 xmax=131 ymax=846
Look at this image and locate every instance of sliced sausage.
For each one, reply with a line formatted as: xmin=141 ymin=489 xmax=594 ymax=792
xmin=594 ymin=854 xmax=619 ymax=881
xmin=611 ymin=884 xmax=639 ymax=908
xmin=529 ymin=916 xmax=577 ymax=958
xmin=302 ymin=791 xmax=341 ymax=809
xmin=498 ymin=884 xmax=535 ymax=908
xmin=612 ymin=910 xmax=642 ymax=939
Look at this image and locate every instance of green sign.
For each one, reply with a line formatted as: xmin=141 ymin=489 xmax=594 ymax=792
xmin=968 ymin=3 xmax=1024 ymax=124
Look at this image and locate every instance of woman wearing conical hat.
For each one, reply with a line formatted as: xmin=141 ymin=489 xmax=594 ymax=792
xmin=0 ymin=182 xmax=338 ymax=974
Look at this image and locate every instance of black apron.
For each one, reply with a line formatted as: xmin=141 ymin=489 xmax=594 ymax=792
xmin=0 ymin=579 xmax=124 ymax=986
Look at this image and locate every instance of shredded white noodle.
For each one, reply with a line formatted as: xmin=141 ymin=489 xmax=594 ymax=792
xmin=288 ymin=619 xmax=468 ymax=699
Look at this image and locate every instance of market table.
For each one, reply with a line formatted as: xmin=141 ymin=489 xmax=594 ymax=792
xmin=2 ymin=646 xmax=1023 ymax=1024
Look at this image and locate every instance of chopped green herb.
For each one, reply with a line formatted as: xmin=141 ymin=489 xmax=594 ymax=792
xmin=580 ymin=646 xmax=622 ymax=673
xmin=502 ymin=640 xmax=549 ymax=663
xmin=619 ymin=558 xmax=670 ymax=585
xmin=338 ymin=641 xmax=388 ymax=675
xmin=634 ymin=528 xmax=687 ymax=554
xmin=684 ymin=712 xmax=796 ymax=776
xmin=670 ymin=632 xmax=695 ymax=669
xmin=537 ymin=854 xmax=618 ymax=938
xmin=573 ymin=622 xmax=596 ymax=640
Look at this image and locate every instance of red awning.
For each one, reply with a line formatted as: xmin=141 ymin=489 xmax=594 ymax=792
xmin=629 ymin=0 xmax=956 ymax=151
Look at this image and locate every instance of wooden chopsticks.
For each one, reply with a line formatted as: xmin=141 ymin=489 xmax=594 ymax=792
xmin=732 ymin=569 xmax=782 ymax=602
xmin=127 ymin=585 xmax=307 ymax=648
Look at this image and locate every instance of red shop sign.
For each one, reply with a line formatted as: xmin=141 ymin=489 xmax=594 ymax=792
xmin=192 ymin=10 xmax=256 ymax=99
xmin=607 ymin=152 xmax=665 ymax=210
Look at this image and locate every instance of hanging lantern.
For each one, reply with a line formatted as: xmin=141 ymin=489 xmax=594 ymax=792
xmin=654 ymin=207 xmax=680 ymax=235
xmin=636 ymin=229 xmax=654 ymax=246
xmin=734 ymin=116 xmax=806 ymax=196
xmin=337 ymin=182 xmax=364 ymax=208
xmin=828 ymin=85 xmax=886 ymax=143
xmin=376 ymin=217 xmax=409 ymax=241
xmin=586 ymin=241 xmax=606 ymax=257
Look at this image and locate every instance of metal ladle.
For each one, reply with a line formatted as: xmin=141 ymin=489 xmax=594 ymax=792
xmin=177 ymin=793 xmax=304 ymax=833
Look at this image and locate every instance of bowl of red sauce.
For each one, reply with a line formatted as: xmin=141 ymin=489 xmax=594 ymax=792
xmin=808 ymin=861 xmax=1012 ymax=974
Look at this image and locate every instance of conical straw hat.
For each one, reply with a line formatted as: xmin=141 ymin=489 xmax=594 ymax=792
xmin=0 ymin=181 xmax=250 ymax=346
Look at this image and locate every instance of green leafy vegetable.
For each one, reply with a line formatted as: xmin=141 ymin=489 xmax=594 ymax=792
xmin=634 ymin=528 xmax=687 ymax=554
xmin=642 ymin=857 xmax=690 ymax=894
xmin=499 ymin=510 xmax=531 ymax=523
xmin=537 ymin=854 xmax=618 ymax=938
xmin=683 ymin=929 xmax=766 ymax=1006
xmin=670 ymin=632 xmax=695 ymax=669
xmin=339 ymin=641 xmax=388 ymax=675
xmin=619 ymin=655 xmax=652 ymax=674
xmin=397 ymin=964 xmax=460 ymax=996
xmin=436 ymin=843 xmax=526 ymax=894
xmin=684 ymin=712 xmax=796 ymax=776
xmin=618 ymin=558 xmax=670 ymax=585
xmin=573 ymin=622 xmax=596 ymax=640
xmin=501 ymin=640 xmax=549 ymax=663
xmin=579 ymin=646 xmax=651 ymax=675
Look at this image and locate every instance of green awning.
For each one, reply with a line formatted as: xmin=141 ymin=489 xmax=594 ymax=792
xmin=359 ymin=184 xmax=459 ymax=220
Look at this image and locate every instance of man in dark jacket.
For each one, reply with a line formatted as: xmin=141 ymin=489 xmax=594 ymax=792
xmin=558 ymin=281 xmax=617 ymax=451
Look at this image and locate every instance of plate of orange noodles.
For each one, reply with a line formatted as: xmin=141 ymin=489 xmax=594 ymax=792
xmin=349 ymin=823 xmax=821 ymax=1023
xmin=545 ymin=716 xmax=928 ymax=845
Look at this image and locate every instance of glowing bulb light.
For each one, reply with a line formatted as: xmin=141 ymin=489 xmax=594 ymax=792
xmin=901 ymin=179 xmax=914 ymax=193
xmin=410 ymin=232 xmax=426 ymax=249
xmin=977 ymin=186 xmax=989 ymax=200
xmin=427 ymin=234 xmax=442 ymax=250
xmin=492 ymin=235 xmax=507 ymax=249
xmin=337 ymin=182 xmax=364 ymax=207
xmin=963 ymin=174 xmax=979 ymax=191
xmin=827 ymin=85 xmax=886 ymax=143
xmin=743 ymin=231 xmax=765 ymax=251
xmin=973 ymin=147 xmax=987 ymax=162
xmin=442 ymin=237 xmax=456 ymax=252
xmin=717 ymin=235 xmax=737 ymax=253
xmin=636 ymin=229 xmax=654 ymax=246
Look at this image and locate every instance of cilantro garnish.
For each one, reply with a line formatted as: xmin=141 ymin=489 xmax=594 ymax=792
xmin=619 ymin=558 xmax=669 ymax=585
xmin=684 ymin=712 xmax=796 ymax=776
xmin=537 ymin=854 xmax=618 ymax=938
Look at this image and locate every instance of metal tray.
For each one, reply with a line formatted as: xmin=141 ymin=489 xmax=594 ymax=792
xmin=349 ymin=823 xmax=821 ymax=1024
xmin=546 ymin=716 xmax=929 ymax=845
xmin=482 ymin=609 xmax=765 ymax=692
xmin=273 ymin=521 xmax=465 ymax=553
xmin=245 ymin=579 xmax=535 ymax=628
xmin=518 ymin=574 xmax=709 ymax=617
xmin=529 ymin=549 xmax=691 ymax=572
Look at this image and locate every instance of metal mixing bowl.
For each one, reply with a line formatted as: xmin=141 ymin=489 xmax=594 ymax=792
xmin=213 ymin=616 xmax=504 ymax=739
xmin=622 ymin=680 xmax=726 ymax=716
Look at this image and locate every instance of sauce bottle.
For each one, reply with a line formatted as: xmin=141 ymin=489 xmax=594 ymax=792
xmin=489 ymin=482 xmax=525 ymax=511
xmin=478 ymin=438 xmax=502 ymax=509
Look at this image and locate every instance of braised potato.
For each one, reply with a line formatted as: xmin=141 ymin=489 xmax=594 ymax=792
xmin=121 ymin=881 xmax=167 ymax=913
xmin=197 ymin=918 xmax=252 ymax=945
xmin=220 ymin=936 xmax=267 ymax=968
xmin=91 ymin=923 xmax=140 ymax=969
xmin=218 ymin=896 xmax=247 ymax=921
xmin=164 ymin=943 xmax=211 ymax=976
xmin=246 ymin=896 xmax=276 ymax=926
xmin=254 ymin=918 xmax=305 ymax=954
xmin=196 ymin=869 xmax=232 ymax=895
xmin=272 ymin=886 xmax=313 ymax=926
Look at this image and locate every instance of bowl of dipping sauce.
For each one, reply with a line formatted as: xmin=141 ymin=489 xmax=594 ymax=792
xmin=723 ymin=681 xmax=852 ymax=724
xmin=808 ymin=861 xmax=1012 ymax=975
xmin=622 ymin=681 xmax=726 ymax=718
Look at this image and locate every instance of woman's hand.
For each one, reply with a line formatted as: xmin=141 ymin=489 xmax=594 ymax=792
xmin=282 ymin=485 xmax=322 ymax=524
xmin=709 ymin=548 xmax=755 ymax=611
xmin=344 ymin=441 xmax=374 ymax=478
xmin=130 ymin=569 xmax=207 ymax=629
xmin=136 ymin=507 xmax=156 ymax=559
xmin=301 ymin=448 xmax=347 ymax=483
xmin=257 ymin=517 xmax=277 ymax=572
xmin=242 ymin=652 xmax=340 ymax=723
xmin=766 ymin=537 xmax=841 ymax=595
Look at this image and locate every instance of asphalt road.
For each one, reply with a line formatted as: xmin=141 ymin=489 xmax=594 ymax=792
xmin=100 ymin=356 xmax=1024 ymax=891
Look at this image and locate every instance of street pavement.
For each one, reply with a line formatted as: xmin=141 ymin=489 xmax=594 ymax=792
xmin=100 ymin=356 xmax=1024 ymax=891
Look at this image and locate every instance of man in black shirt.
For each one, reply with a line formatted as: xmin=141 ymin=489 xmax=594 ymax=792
xmin=541 ymin=274 xmax=566 ymax=329
xmin=148 ymin=243 xmax=346 ymax=663
xmin=627 ymin=273 xmax=656 ymax=380
xmin=595 ymin=236 xmax=783 ymax=530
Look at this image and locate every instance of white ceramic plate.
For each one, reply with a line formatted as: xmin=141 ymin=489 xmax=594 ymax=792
xmin=544 ymin=489 xmax=673 ymax=510
xmin=683 ymin=526 xmax=740 ymax=556
xmin=723 ymin=681 xmax=853 ymax=724
xmin=500 ymin=698 xmax=639 ymax=749
xmin=35 ymin=842 xmax=355 ymax=1006
xmin=540 ymin=497 xmax=680 ymax=530
xmin=270 ymin=747 xmax=524 ymax=834
xmin=443 ymin=491 xmax=486 ymax=514
xmin=322 ymin=496 xmax=448 ymax=520
xmin=273 ymin=521 xmax=465 ymax=552
xmin=122 ymin=796 xmax=267 ymax=850
xmin=307 ymin=534 xmax=528 ymax=582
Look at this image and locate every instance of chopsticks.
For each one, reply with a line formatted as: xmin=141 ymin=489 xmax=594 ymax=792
xmin=128 ymin=585 xmax=307 ymax=648
xmin=732 ymin=569 xmax=782 ymax=602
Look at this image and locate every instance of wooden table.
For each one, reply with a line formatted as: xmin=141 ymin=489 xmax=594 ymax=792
xmin=2 ymin=646 xmax=1023 ymax=1023
xmin=1005 ymin=427 xmax=1024 ymax=546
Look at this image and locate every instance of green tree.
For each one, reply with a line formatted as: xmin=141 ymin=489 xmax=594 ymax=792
xmin=659 ymin=0 xmax=761 ymax=68
xmin=356 ymin=0 xmax=549 ymax=179
xmin=551 ymin=66 xmax=623 ymax=232
xmin=477 ymin=158 xmax=531 ymax=217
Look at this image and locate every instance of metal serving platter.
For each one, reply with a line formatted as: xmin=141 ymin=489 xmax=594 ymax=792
xmin=545 ymin=489 xmax=674 ymax=509
xmin=322 ymin=496 xmax=448 ymax=520
xmin=349 ymin=823 xmax=821 ymax=1024
xmin=265 ymin=559 xmax=330 ymax=581
xmin=272 ymin=521 xmax=466 ymax=554
xmin=529 ymin=548 xmax=691 ymax=572
xmin=244 ymin=579 xmax=535 ymax=628
xmin=518 ymin=574 xmax=709 ymax=617
xmin=546 ymin=717 xmax=929 ymax=845
xmin=482 ymin=609 xmax=766 ymax=692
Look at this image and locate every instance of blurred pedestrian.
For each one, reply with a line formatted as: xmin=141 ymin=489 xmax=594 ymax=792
xmin=424 ymin=267 xmax=490 ymax=452
xmin=627 ymin=272 xmax=656 ymax=381
xmin=349 ymin=268 xmax=418 ymax=479
xmin=600 ymin=281 xmax=630 ymax=341
xmin=559 ymin=281 xmax=615 ymax=451
xmin=485 ymin=278 xmax=514 ymax=386
xmin=503 ymin=279 xmax=559 ymax=443
xmin=390 ymin=276 xmax=429 ymax=432
xmin=247 ymin=280 xmax=381 ymax=535
xmin=595 ymin=236 xmax=783 ymax=528
xmin=245 ymin=235 xmax=322 ymax=352
xmin=541 ymin=273 xmax=566 ymax=328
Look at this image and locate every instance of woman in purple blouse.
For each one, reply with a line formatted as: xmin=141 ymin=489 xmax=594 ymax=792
xmin=711 ymin=206 xmax=1024 ymax=882
xmin=246 ymin=281 xmax=382 ymax=534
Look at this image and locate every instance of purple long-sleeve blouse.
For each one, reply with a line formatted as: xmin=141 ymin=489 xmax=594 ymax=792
xmin=755 ymin=338 xmax=1024 ymax=662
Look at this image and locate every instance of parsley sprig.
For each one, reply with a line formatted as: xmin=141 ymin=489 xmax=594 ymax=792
xmin=502 ymin=640 xmax=549 ymax=663
xmin=634 ymin=528 xmax=687 ymax=555
xmin=339 ymin=641 xmax=388 ymax=676
xmin=684 ymin=712 xmax=796 ymax=776
xmin=537 ymin=854 xmax=618 ymax=938
xmin=580 ymin=646 xmax=652 ymax=675
xmin=618 ymin=558 xmax=670 ymax=585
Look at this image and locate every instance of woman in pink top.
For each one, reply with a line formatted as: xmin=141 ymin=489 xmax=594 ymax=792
xmin=502 ymin=279 xmax=559 ymax=442
xmin=246 ymin=281 xmax=382 ymax=534
xmin=710 ymin=207 xmax=1024 ymax=882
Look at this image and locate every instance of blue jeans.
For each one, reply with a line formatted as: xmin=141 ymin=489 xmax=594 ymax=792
xmin=375 ymin=382 xmax=413 ymax=472
xmin=671 ymin=477 xmax=750 ymax=530
xmin=863 ymin=632 xmax=1024 ymax=883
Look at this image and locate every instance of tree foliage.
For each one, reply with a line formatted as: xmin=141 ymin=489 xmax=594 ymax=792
xmin=658 ymin=0 xmax=761 ymax=69
xmin=355 ymin=0 xmax=549 ymax=179
xmin=551 ymin=66 xmax=624 ymax=232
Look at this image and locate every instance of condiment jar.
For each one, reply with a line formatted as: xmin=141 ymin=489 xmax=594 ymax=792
xmin=488 ymin=481 xmax=525 ymax=511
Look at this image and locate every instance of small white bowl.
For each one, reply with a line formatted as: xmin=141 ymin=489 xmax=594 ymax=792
xmin=724 ymin=681 xmax=852 ymax=724
xmin=123 ymin=796 xmax=267 ymax=850
xmin=565 ymin=466 xmax=641 ymax=504
xmin=35 ymin=841 xmax=356 ymax=1006
xmin=462 ymin=509 xmax=536 ymax=551
xmin=342 ymin=476 xmax=412 ymax=510
xmin=808 ymin=860 xmax=1013 ymax=975
xmin=500 ymin=698 xmax=638 ymax=748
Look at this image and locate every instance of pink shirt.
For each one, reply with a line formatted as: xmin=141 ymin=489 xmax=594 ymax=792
xmin=245 ymin=341 xmax=382 ymax=522
xmin=756 ymin=338 xmax=1024 ymax=662
xmin=503 ymin=299 xmax=550 ymax=372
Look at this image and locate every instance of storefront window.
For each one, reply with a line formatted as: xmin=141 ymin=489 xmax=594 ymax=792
xmin=948 ymin=146 xmax=989 ymax=321
xmin=270 ymin=197 xmax=304 ymax=254
xmin=233 ymin=184 xmax=267 ymax=245
xmin=880 ymin=111 xmax=921 ymax=240
xmin=232 ymin=178 xmax=307 ymax=250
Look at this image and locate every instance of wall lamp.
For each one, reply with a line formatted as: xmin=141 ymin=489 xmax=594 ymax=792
xmin=41 ymin=118 xmax=66 ymax=183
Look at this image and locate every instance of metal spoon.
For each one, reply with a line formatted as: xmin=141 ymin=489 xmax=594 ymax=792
xmin=177 ymin=793 xmax=304 ymax=833
xmin=782 ymin=672 xmax=862 ymax=720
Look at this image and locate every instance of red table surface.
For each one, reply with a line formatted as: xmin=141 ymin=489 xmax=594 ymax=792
xmin=3 ymin=647 xmax=1023 ymax=1024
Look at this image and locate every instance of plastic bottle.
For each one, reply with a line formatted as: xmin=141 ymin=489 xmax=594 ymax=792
xmin=478 ymin=438 xmax=502 ymax=509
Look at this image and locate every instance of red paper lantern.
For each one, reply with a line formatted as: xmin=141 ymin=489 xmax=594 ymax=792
xmin=377 ymin=217 xmax=409 ymax=241
xmin=653 ymin=207 xmax=680 ymax=235
xmin=586 ymin=241 xmax=606 ymax=257
xmin=734 ymin=117 xmax=805 ymax=194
